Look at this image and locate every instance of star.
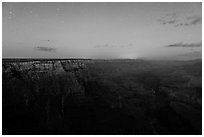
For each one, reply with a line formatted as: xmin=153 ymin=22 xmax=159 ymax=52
xmin=8 ymin=11 xmax=14 ymax=19
xmin=9 ymin=11 xmax=13 ymax=15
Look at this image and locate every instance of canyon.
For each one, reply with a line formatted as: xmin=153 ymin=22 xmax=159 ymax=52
xmin=2 ymin=59 xmax=202 ymax=135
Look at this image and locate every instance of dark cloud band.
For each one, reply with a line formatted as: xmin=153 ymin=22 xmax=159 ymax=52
xmin=166 ymin=42 xmax=202 ymax=48
xmin=158 ymin=13 xmax=202 ymax=27
xmin=34 ymin=46 xmax=56 ymax=52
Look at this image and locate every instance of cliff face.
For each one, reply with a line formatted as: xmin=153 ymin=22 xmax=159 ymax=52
xmin=3 ymin=60 xmax=91 ymax=95
xmin=3 ymin=59 xmax=94 ymax=134
xmin=3 ymin=60 xmax=88 ymax=74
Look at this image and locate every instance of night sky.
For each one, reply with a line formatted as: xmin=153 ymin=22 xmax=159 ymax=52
xmin=2 ymin=2 xmax=202 ymax=59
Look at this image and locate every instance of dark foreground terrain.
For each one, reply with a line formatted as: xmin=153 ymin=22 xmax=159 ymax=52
xmin=2 ymin=58 xmax=202 ymax=135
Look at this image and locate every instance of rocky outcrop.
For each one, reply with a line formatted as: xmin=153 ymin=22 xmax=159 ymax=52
xmin=3 ymin=60 xmax=89 ymax=74
xmin=3 ymin=59 xmax=94 ymax=134
xmin=3 ymin=59 xmax=92 ymax=97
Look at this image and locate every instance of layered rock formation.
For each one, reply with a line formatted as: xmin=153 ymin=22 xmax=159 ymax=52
xmin=3 ymin=60 xmax=89 ymax=74
xmin=3 ymin=59 xmax=92 ymax=95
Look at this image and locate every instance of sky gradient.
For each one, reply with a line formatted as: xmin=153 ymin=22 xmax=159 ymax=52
xmin=2 ymin=2 xmax=202 ymax=59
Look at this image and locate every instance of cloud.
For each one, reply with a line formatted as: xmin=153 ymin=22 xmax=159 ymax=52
xmin=95 ymin=44 xmax=112 ymax=48
xmin=34 ymin=46 xmax=56 ymax=52
xmin=166 ymin=42 xmax=202 ymax=48
xmin=95 ymin=43 xmax=134 ymax=48
xmin=157 ymin=13 xmax=178 ymax=25
xmin=34 ymin=39 xmax=56 ymax=52
xmin=158 ymin=13 xmax=202 ymax=27
xmin=175 ymin=15 xmax=202 ymax=26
